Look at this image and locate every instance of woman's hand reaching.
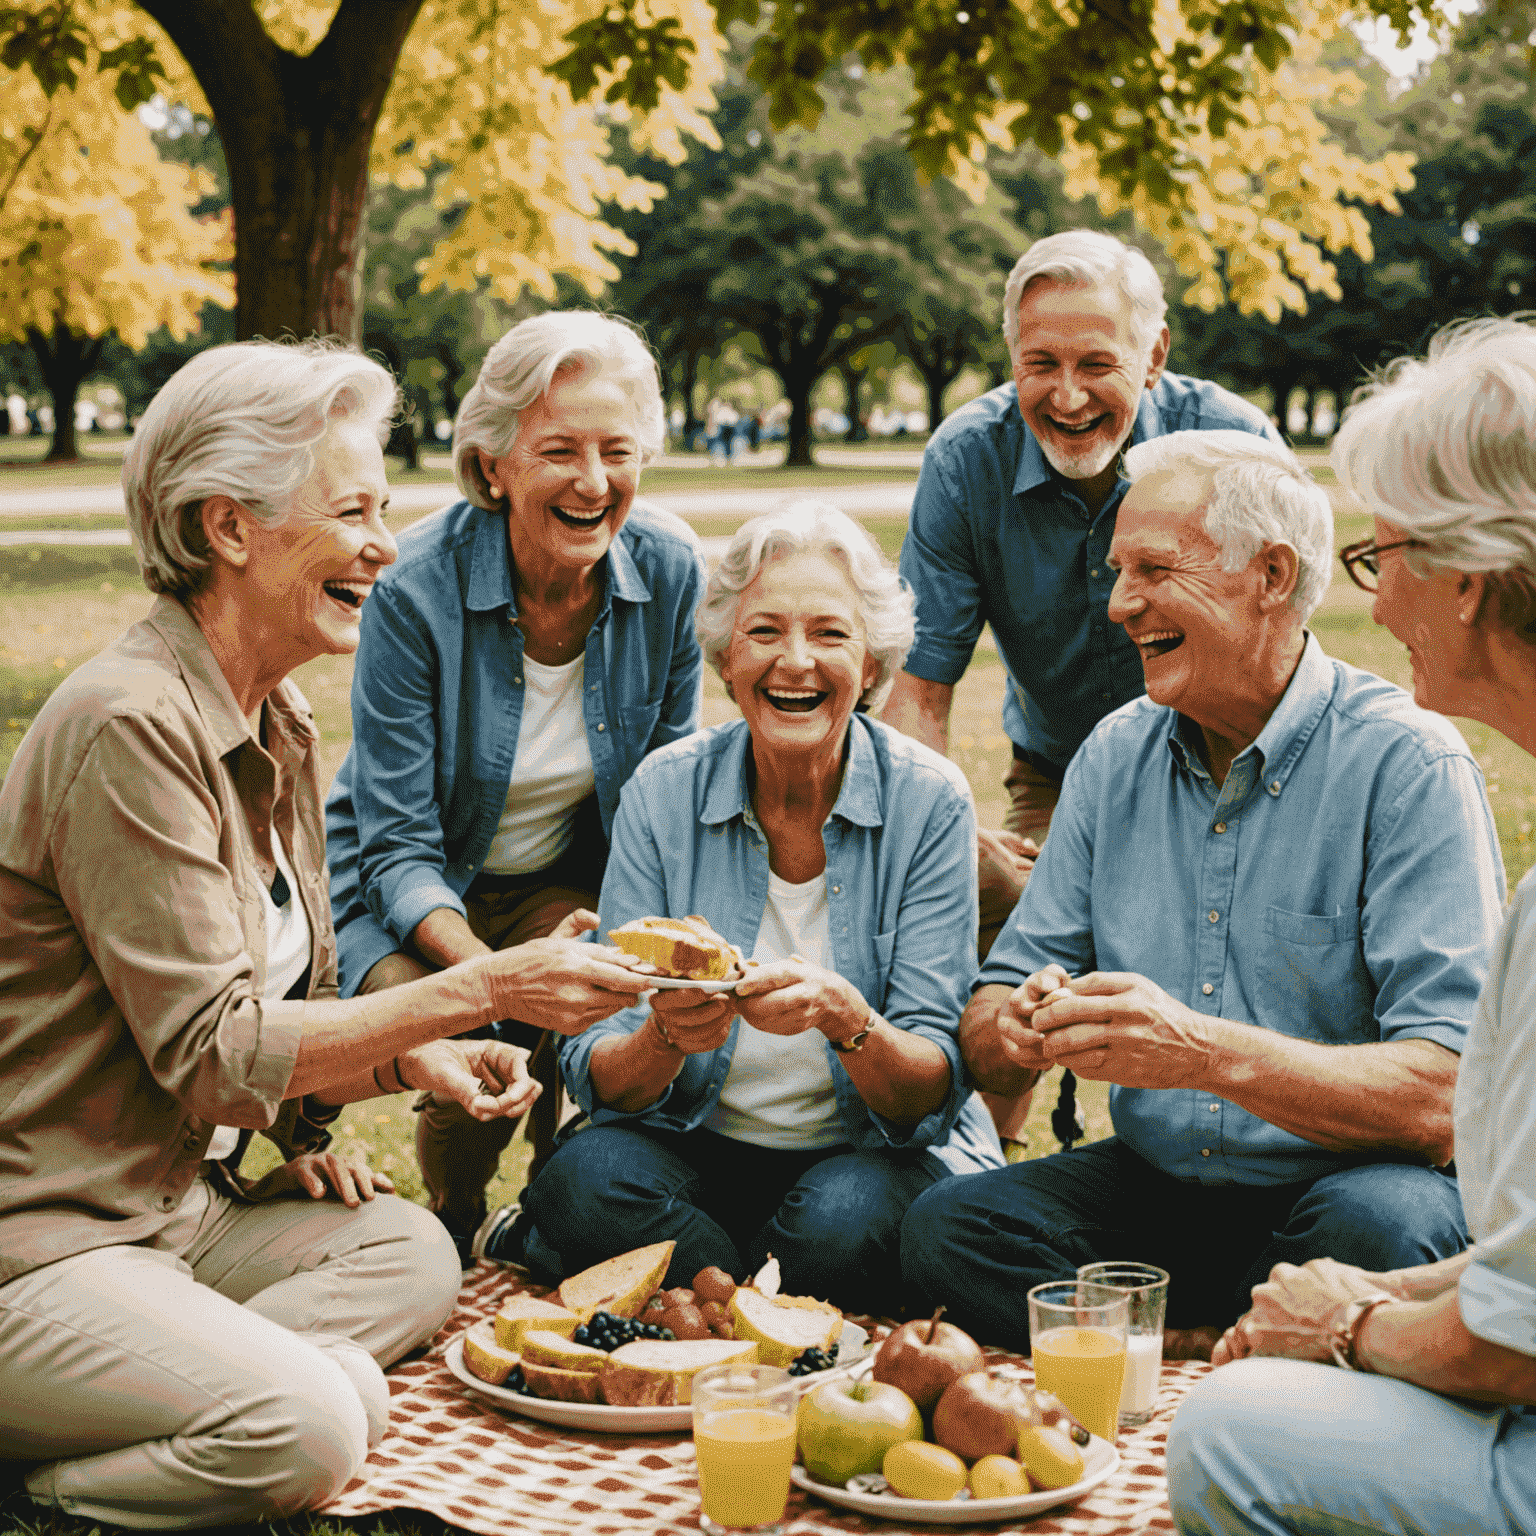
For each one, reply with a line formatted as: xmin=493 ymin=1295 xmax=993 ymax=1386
xmin=398 ymin=1038 xmax=544 ymax=1122
xmin=730 ymin=957 xmax=873 ymax=1046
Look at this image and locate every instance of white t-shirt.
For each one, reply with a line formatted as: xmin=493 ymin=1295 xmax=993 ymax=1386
xmin=206 ymin=834 xmax=311 ymax=1163
xmin=482 ymin=654 xmax=596 ymax=875
xmin=707 ymin=870 xmax=844 ymax=1149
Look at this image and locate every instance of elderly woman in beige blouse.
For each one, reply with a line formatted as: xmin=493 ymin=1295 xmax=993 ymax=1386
xmin=0 ymin=340 xmax=652 ymax=1529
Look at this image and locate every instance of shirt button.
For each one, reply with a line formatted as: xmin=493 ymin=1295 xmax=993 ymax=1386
xmin=1208 ymin=910 xmax=1220 ymax=923
xmin=596 ymin=722 xmax=605 ymax=732
xmin=1090 ymin=568 xmax=1100 ymax=578
xmin=1268 ymin=781 xmax=1280 ymax=795
xmin=514 ymin=676 xmax=523 ymax=685
xmin=1213 ymin=822 xmax=1226 ymax=834
xmin=1200 ymin=1148 xmax=1211 ymax=1157
xmin=1209 ymin=1103 xmax=1220 ymax=1112
xmin=160 ymin=1193 xmax=176 ymax=1209
xmin=184 ymin=1134 xmax=200 ymax=1150
xmin=831 ymin=885 xmax=841 ymax=894
xmin=1202 ymin=982 xmax=1214 ymax=995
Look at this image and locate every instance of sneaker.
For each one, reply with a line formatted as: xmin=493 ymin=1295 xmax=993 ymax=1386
xmin=471 ymin=1202 xmax=522 ymax=1265
xmin=435 ymin=1202 xmax=487 ymax=1271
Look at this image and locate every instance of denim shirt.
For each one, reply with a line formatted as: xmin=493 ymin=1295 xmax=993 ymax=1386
xmin=560 ymin=715 xmax=1005 ymax=1175
xmin=326 ymin=498 xmax=705 ymax=995
xmin=899 ymin=374 xmax=1282 ymax=767
xmin=982 ymin=635 xmax=1506 ymax=1186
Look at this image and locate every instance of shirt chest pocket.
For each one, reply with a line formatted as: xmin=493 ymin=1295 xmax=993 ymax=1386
xmin=1257 ymin=905 xmax=1370 ymax=1042
xmin=841 ymin=929 xmax=897 ymax=1012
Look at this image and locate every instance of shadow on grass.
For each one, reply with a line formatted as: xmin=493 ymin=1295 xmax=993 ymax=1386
xmin=0 ymin=546 xmax=144 ymax=593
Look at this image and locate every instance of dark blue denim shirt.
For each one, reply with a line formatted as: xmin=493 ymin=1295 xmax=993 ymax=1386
xmin=326 ymin=498 xmax=705 ymax=995
xmin=899 ymin=374 xmax=1283 ymax=767
xmin=562 ymin=715 xmax=1005 ymax=1175
xmin=982 ymin=635 xmax=1506 ymax=1186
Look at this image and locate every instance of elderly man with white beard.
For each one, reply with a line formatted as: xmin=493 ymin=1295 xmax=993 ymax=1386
xmin=899 ymin=430 xmax=1505 ymax=1359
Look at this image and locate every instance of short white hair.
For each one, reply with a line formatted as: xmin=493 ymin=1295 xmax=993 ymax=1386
xmin=1333 ymin=315 xmax=1536 ymax=640
xmin=1003 ymin=230 xmax=1168 ymax=356
xmin=1123 ymin=430 xmax=1334 ymax=622
xmin=453 ymin=310 xmax=665 ymax=508
xmin=122 ymin=339 xmax=398 ymax=598
xmin=696 ymin=501 xmax=915 ymax=715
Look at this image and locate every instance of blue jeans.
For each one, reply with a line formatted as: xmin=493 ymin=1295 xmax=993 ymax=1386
xmin=900 ymin=1137 xmax=1467 ymax=1349
xmin=1169 ymin=1359 xmax=1536 ymax=1535
xmin=514 ymin=1124 xmax=948 ymax=1315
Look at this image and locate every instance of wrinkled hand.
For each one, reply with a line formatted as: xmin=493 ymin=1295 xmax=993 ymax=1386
xmin=1212 ymin=1258 xmax=1390 ymax=1367
xmin=731 ymin=958 xmax=871 ymax=1043
xmin=649 ymin=985 xmax=736 ymax=1054
xmin=480 ymin=936 xmax=654 ymax=1036
xmin=247 ymin=1149 xmax=394 ymax=1208
xmin=978 ymin=827 xmax=1037 ymax=904
xmin=399 ymin=1038 xmax=542 ymax=1122
xmin=1029 ymin=971 xmax=1214 ymax=1088
xmin=962 ymin=967 xmax=1072 ymax=1085
xmin=551 ymin=908 xmax=600 ymax=941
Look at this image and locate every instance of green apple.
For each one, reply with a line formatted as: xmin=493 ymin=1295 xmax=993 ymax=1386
xmin=797 ymin=1379 xmax=923 ymax=1485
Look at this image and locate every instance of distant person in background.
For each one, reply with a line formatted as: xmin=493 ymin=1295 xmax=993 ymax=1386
xmin=325 ymin=311 xmax=705 ymax=1266
xmin=881 ymin=230 xmax=1283 ymax=1150
xmin=1169 ymin=317 xmax=1536 ymax=1536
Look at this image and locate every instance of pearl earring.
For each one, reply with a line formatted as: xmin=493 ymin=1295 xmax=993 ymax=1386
xmin=489 ymin=483 xmax=502 ymax=499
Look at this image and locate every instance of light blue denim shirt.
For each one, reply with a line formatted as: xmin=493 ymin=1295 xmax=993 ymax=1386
xmin=899 ymin=374 xmax=1282 ymax=767
xmin=326 ymin=498 xmax=705 ymax=995
xmin=982 ymin=635 xmax=1506 ymax=1186
xmin=561 ymin=715 xmax=1005 ymax=1175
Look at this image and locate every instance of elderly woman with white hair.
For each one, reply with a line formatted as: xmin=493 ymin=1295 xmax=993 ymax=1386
xmin=0 ymin=340 xmax=656 ymax=1526
xmin=479 ymin=503 xmax=1004 ymax=1309
xmin=1169 ymin=317 xmax=1536 ymax=1536
xmin=324 ymin=310 xmax=704 ymax=1264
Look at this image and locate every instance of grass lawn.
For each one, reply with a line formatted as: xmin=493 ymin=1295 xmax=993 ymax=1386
xmin=1 ymin=492 xmax=1531 ymax=1536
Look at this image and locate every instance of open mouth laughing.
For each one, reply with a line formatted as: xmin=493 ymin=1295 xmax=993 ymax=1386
xmin=1134 ymin=628 xmax=1184 ymax=658
xmin=764 ymin=687 xmax=828 ymax=713
xmin=552 ymin=503 xmax=611 ymax=530
xmin=322 ymin=579 xmax=372 ymax=611
xmin=1046 ymin=413 xmax=1111 ymax=438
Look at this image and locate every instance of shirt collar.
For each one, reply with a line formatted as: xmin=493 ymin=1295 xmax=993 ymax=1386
xmin=1164 ymin=632 xmax=1333 ymax=805
xmin=465 ymin=508 xmax=651 ymax=616
xmin=143 ymin=595 xmax=317 ymax=762
xmin=699 ymin=714 xmax=886 ymax=829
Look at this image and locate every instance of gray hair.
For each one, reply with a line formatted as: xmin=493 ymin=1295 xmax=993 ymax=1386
xmin=122 ymin=339 xmax=398 ymax=599
xmin=697 ymin=501 xmax=915 ymax=714
xmin=1333 ymin=315 xmax=1536 ymax=640
xmin=452 ymin=310 xmax=665 ymax=508
xmin=1003 ymin=230 xmax=1168 ymax=357
xmin=1123 ymin=430 xmax=1334 ymax=622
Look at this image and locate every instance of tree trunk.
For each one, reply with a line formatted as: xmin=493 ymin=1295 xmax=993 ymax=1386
xmin=139 ymin=1 xmax=427 ymax=344
xmin=681 ymin=345 xmax=703 ymax=448
xmin=839 ymin=359 xmax=867 ymax=443
xmin=436 ymin=341 xmax=464 ymax=424
xmin=1271 ymin=371 xmax=1302 ymax=439
xmin=784 ymin=373 xmax=815 ymax=467
xmin=28 ymin=323 xmax=104 ymax=463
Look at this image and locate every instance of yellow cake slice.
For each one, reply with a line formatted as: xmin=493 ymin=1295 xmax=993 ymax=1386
xmin=599 ymin=1337 xmax=760 ymax=1406
xmin=461 ymin=1321 xmax=522 ymax=1386
xmin=727 ymin=1287 xmax=843 ymax=1367
xmin=521 ymin=1359 xmax=603 ymax=1403
xmin=519 ymin=1329 xmax=609 ymax=1374
xmin=493 ymin=1295 xmax=580 ymax=1351
xmin=607 ymin=916 xmax=740 ymax=980
xmin=554 ymin=1240 xmax=675 ymax=1322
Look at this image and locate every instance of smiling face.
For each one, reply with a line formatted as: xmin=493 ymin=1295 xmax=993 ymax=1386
xmin=484 ymin=368 xmax=641 ymax=578
xmin=239 ymin=415 xmax=395 ymax=665
xmin=719 ymin=550 xmax=878 ymax=769
xmin=1369 ymin=514 xmax=1472 ymax=712
xmin=1011 ymin=280 xmax=1168 ymax=485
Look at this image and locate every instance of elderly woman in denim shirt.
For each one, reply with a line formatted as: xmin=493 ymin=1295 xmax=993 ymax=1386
xmin=325 ymin=312 xmax=705 ymax=1262
xmin=480 ymin=503 xmax=1004 ymax=1310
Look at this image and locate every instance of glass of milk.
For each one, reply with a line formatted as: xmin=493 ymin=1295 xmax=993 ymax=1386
xmin=1075 ymin=1262 xmax=1169 ymax=1428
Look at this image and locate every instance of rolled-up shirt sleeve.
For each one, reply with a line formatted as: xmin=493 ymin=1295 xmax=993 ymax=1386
xmin=898 ymin=453 xmax=985 ymax=687
xmin=48 ymin=710 xmax=300 ymax=1126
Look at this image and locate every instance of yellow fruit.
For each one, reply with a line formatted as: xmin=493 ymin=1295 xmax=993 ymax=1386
xmin=1015 ymin=1425 xmax=1085 ymax=1490
xmin=969 ymin=1455 xmax=1030 ymax=1499
xmin=882 ymin=1440 xmax=968 ymax=1501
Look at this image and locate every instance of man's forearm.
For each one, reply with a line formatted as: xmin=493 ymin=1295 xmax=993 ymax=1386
xmin=960 ymin=985 xmax=1044 ymax=1096
xmin=410 ymin=906 xmax=493 ymax=969
xmin=1356 ymin=1289 xmax=1536 ymax=1404
xmin=881 ymin=671 xmax=953 ymax=756
xmin=1203 ymin=1027 xmax=1457 ymax=1162
xmin=587 ymin=1022 xmax=682 ymax=1112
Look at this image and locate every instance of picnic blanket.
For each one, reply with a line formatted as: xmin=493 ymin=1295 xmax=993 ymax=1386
xmin=322 ymin=1262 xmax=1211 ymax=1536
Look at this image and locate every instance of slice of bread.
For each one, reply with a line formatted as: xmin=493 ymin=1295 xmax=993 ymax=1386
xmin=727 ymin=1287 xmax=843 ymax=1367
xmin=599 ymin=1337 xmax=760 ymax=1406
xmin=521 ymin=1359 xmax=603 ymax=1403
xmin=607 ymin=916 xmax=739 ymax=980
xmin=519 ymin=1329 xmax=610 ymax=1373
xmin=493 ymin=1295 xmax=580 ymax=1351
xmin=554 ymin=1240 xmax=675 ymax=1322
xmin=462 ymin=1321 xmax=522 ymax=1386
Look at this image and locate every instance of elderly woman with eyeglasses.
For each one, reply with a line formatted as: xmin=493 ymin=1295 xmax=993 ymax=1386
xmin=478 ymin=503 xmax=1005 ymax=1312
xmin=324 ymin=311 xmax=705 ymax=1264
xmin=0 ymin=340 xmax=655 ymax=1529
xmin=1168 ymin=316 xmax=1536 ymax=1536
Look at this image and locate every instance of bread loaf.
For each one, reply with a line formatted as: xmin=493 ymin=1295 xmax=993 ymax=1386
xmin=598 ymin=1337 xmax=760 ymax=1406
xmin=493 ymin=1295 xmax=580 ymax=1351
xmin=607 ymin=916 xmax=740 ymax=980
xmin=520 ymin=1359 xmax=604 ymax=1403
xmin=520 ymin=1329 xmax=609 ymax=1373
xmin=554 ymin=1240 xmax=675 ymax=1322
xmin=462 ymin=1321 xmax=522 ymax=1385
xmin=727 ymin=1288 xmax=843 ymax=1367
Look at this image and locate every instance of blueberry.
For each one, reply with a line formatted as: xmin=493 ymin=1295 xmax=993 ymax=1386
xmin=660 ymin=1328 xmax=675 ymax=1341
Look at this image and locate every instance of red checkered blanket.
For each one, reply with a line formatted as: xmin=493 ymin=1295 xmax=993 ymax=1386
xmin=322 ymin=1263 xmax=1209 ymax=1535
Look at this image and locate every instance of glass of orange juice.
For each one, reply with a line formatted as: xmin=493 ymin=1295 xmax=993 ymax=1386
xmin=692 ymin=1363 xmax=799 ymax=1535
xmin=1027 ymin=1280 xmax=1129 ymax=1443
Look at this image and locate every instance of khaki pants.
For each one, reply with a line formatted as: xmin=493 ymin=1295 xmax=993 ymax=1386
xmin=357 ymin=865 xmax=599 ymax=1229
xmin=0 ymin=1177 xmax=459 ymax=1528
xmin=977 ymin=751 xmax=1064 ymax=1145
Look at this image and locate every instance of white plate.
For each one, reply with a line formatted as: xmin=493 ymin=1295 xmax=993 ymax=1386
xmin=446 ymin=1321 xmax=871 ymax=1434
xmin=790 ymin=1435 xmax=1120 ymax=1524
xmin=639 ymin=974 xmax=745 ymax=992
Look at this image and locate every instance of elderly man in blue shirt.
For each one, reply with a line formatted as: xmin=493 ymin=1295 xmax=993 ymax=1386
xmin=899 ymin=429 xmax=1506 ymax=1358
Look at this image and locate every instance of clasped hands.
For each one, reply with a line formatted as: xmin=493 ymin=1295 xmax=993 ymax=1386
xmin=1212 ymin=1256 xmax=1404 ymax=1367
xmin=982 ymin=964 xmax=1215 ymax=1090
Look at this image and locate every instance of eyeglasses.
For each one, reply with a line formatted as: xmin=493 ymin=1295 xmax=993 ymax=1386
xmin=1339 ymin=537 xmax=1422 ymax=593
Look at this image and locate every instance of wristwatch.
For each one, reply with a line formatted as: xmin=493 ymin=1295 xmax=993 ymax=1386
xmin=1329 ymin=1291 xmax=1397 ymax=1371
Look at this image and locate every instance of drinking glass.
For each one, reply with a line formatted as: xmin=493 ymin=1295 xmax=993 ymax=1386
xmin=692 ymin=1363 xmax=799 ymax=1535
xmin=1027 ymin=1280 xmax=1129 ymax=1443
xmin=1077 ymin=1261 xmax=1170 ymax=1427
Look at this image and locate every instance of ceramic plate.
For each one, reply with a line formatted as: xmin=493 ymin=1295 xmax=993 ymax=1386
xmin=638 ymin=974 xmax=746 ymax=992
xmin=447 ymin=1321 xmax=871 ymax=1434
xmin=790 ymin=1435 xmax=1120 ymax=1525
